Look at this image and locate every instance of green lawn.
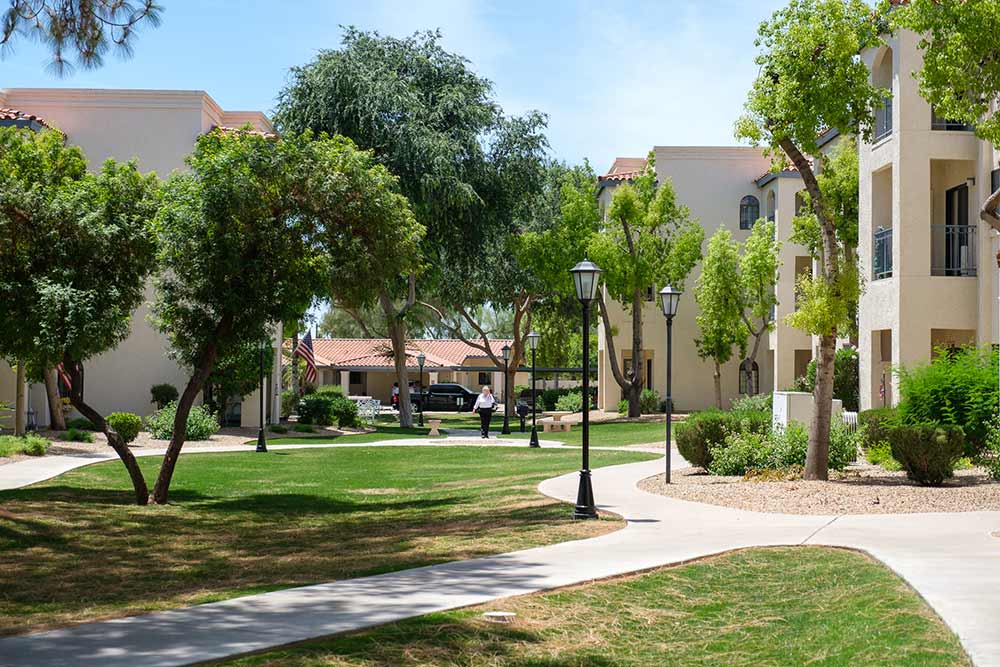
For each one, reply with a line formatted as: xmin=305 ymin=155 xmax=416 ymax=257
xmin=0 ymin=445 xmax=654 ymax=635
xmin=260 ymin=425 xmax=441 ymax=445
xmin=216 ymin=547 xmax=968 ymax=667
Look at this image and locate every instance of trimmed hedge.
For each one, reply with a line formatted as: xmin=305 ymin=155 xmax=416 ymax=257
xmin=150 ymin=383 xmax=179 ymax=409
xmin=675 ymin=409 xmax=771 ymax=470
xmin=858 ymin=407 xmax=897 ymax=449
xmin=106 ymin=412 xmax=142 ymax=444
xmin=297 ymin=393 xmax=359 ymax=428
xmin=146 ymin=402 xmax=220 ymax=440
xmin=888 ymin=423 xmax=965 ymax=486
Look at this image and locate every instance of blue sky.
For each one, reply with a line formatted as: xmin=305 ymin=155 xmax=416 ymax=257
xmin=1 ymin=0 xmax=790 ymax=172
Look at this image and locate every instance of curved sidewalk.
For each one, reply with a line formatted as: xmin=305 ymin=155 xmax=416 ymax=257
xmin=1 ymin=445 xmax=999 ymax=666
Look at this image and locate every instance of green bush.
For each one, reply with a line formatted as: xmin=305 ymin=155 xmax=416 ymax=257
xmin=293 ymin=423 xmax=314 ymax=433
xmin=62 ymin=427 xmax=94 ymax=443
xmin=269 ymin=424 xmax=289 ymax=434
xmin=858 ymin=407 xmax=898 ymax=450
xmin=65 ymin=417 xmax=96 ymax=431
xmin=297 ymin=394 xmax=335 ymax=426
xmin=315 ymin=384 xmax=345 ymax=396
xmin=106 ymin=412 xmax=142 ymax=444
xmin=146 ymin=402 xmax=220 ymax=440
xmin=896 ymin=346 xmax=997 ymax=456
xmin=888 ymin=423 xmax=965 ymax=485
xmin=982 ymin=415 xmax=1000 ymax=481
xmin=280 ymin=389 xmax=298 ymax=418
xmin=766 ymin=421 xmax=810 ymax=470
xmin=866 ymin=442 xmax=902 ymax=471
xmin=617 ymin=399 xmax=629 ymax=415
xmin=707 ymin=419 xmax=856 ymax=476
xmin=150 ymin=383 xmax=179 ymax=409
xmin=731 ymin=393 xmax=773 ymax=414
xmin=801 ymin=347 xmax=860 ymax=411
xmin=675 ymin=409 xmax=771 ymax=471
xmin=331 ymin=395 xmax=359 ymax=428
xmin=639 ymin=388 xmax=660 ymax=414
xmin=555 ymin=392 xmax=583 ymax=412
xmin=709 ymin=429 xmax=771 ymax=475
xmin=828 ymin=419 xmax=861 ymax=470
xmin=0 ymin=434 xmax=49 ymax=457
xmin=541 ymin=388 xmax=576 ymax=411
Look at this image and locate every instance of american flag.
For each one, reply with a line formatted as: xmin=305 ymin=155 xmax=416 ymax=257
xmin=294 ymin=331 xmax=318 ymax=384
xmin=56 ymin=362 xmax=72 ymax=391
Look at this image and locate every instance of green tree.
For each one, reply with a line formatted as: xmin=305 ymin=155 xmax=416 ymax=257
xmin=695 ymin=229 xmax=746 ymax=409
xmin=738 ymin=219 xmax=781 ymax=396
xmin=1 ymin=0 xmax=162 ymax=74
xmin=275 ymin=28 xmax=541 ymax=427
xmin=588 ymin=155 xmax=704 ymax=417
xmin=735 ymin=0 xmax=884 ymax=480
xmin=0 ymin=126 xmax=159 ymax=503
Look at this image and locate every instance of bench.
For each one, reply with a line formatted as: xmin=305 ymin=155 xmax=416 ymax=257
xmin=541 ymin=411 xmax=573 ymax=433
xmin=426 ymin=419 xmax=442 ymax=437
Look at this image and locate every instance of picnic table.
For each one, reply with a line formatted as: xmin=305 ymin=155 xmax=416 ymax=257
xmin=541 ymin=410 xmax=573 ymax=433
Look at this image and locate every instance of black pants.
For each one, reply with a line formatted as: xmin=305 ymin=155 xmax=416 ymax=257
xmin=478 ymin=408 xmax=493 ymax=438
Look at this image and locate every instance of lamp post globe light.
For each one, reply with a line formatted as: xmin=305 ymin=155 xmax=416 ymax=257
xmin=659 ymin=285 xmax=682 ymax=483
xmin=501 ymin=343 xmax=512 ymax=435
xmin=416 ymin=351 xmax=426 ymax=428
xmin=256 ymin=340 xmax=267 ymax=453
xmin=527 ymin=331 xmax=541 ymax=448
xmin=569 ymin=258 xmax=602 ymax=520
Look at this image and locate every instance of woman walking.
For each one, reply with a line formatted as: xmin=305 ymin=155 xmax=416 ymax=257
xmin=473 ymin=386 xmax=498 ymax=439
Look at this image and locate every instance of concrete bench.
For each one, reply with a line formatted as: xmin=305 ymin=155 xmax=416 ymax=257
xmin=541 ymin=419 xmax=572 ymax=433
xmin=426 ymin=419 xmax=443 ymax=437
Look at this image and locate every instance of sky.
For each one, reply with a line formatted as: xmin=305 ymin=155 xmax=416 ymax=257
xmin=0 ymin=0 xmax=792 ymax=172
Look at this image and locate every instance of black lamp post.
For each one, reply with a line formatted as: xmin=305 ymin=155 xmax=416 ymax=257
xmin=500 ymin=344 xmax=511 ymax=435
xmin=659 ymin=285 xmax=682 ymax=483
xmin=527 ymin=331 xmax=540 ymax=448
xmin=256 ymin=340 xmax=268 ymax=453
xmin=417 ymin=351 xmax=426 ymax=428
xmin=570 ymin=258 xmax=602 ymax=520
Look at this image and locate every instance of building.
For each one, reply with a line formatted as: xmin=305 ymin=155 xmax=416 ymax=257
xmin=301 ymin=338 xmax=528 ymax=405
xmin=596 ymin=147 xmax=819 ymax=413
xmin=857 ymin=30 xmax=999 ymax=411
xmin=0 ymin=88 xmax=280 ymax=428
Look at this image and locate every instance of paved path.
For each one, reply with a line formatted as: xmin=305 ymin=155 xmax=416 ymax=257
xmin=1 ymin=443 xmax=998 ymax=666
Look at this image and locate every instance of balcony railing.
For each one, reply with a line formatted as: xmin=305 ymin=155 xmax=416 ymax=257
xmin=931 ymin=110 xmax=975 ymax=132
xmin=874 ymin=97 xmax=893 ymax=142
xmin=931 ymin=224 xmax=977 ymax=277
xmin=873 ymin=227 xmax=893 ymax=280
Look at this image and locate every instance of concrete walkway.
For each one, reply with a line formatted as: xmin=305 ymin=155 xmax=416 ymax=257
xmin=1 ymin=442 xmax=998 ymax=666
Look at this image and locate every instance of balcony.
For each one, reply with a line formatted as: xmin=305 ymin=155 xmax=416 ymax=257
xmin=931 ymin=224 xmax=977 ymax=277
xmin=874 ymin=97 xmax=893 ymax=142
xmin=931 ymin=110 xmax=974 ymax=132
xmin=873 ymin=227 xmax=893 ymax=280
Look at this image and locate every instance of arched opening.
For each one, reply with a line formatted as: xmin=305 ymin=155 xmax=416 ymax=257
xmin=872 ymin=46 xmax=894 ymax=140
xmin=740 ymin=195 xmax=760 ymax=230
xmin=766 ymin=190 xmax=776 ymax=222
xmin=739 ymin=359 xmax=760 ymax=395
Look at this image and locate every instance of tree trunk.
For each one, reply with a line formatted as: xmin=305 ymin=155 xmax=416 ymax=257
xmin=628 ymin=290 xmax=644 ymax=418
xmin=713 ymin=361 xmax=723 ymax=409
xmin=380 ymin=292 xmax=412 ymax=428
xmin=14 ymin=362 xmax=25 ymax=436
xmin=64 ymin=357 xmax=149 ymax=505
xmin=596 ymin=292 xmax=637 ymax=417
xmin=805 ymin=334 xmax=836 ymax=480
xmin=291 ymin=331 xmax=300 ymax=397
xmin=43 ymin=368 xmax=65 ymax=431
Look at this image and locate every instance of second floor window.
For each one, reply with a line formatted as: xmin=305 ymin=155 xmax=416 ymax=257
xmin=739 ymin=195 xmax=760 ymax=230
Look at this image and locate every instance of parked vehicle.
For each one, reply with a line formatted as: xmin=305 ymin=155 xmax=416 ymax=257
xmin=412 ymin=383 xmax=479 ymax=412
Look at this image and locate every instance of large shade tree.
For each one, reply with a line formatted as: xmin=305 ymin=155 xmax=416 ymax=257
xmin=735 ymin=0 xmax=884 ymax=480
xmin=0 ymin=126 xmax=159 ymax=503
xmin=588 ymin=155 xmax=703 ymax=417
xmin=274 ymin=28 xmax=545 ymax=427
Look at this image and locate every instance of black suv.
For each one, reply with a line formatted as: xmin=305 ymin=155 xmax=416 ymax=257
xmin=412 ymin=383 xmax=479 ymax=412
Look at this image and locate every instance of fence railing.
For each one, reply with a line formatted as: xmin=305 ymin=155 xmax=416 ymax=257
xmin=931 ymin=224 xmax=977 ymax=277
xmin=874 ymin=97 xmax=893 ymax=141
xmin=873 ymin=227 xmax=893 ymax=280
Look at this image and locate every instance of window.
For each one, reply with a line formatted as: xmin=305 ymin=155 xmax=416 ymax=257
xmin=477 ymin=372 xmax=491 ymax=386
xmin=739 ymin=195 xmax=760 ymax=230
xmin=739 ymin=359 xmax=760 ymax=395
xmin=348 ymin=371 xmax=363 ymax=384
xmin=645 ymin=285 xmax=655 ymax=302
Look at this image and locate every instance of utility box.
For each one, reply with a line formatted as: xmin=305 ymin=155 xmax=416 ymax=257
xmin=772 ymin=391 xmax=842 ymax=430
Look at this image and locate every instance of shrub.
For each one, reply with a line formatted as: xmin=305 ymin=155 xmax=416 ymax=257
xmin=897 ymin=345 xmax=997 ymax=455
xmin=888 ymin=423 xmax=965 ymax=485
xmin=828 ymin=419 xmax=861 ymax=470
xmin=106 ymin=412 xmax=142 ymax=444
xmin=150 ymin=383 xmax=179 ymax=409
xmin=541 ymin=388 xmax=576 ymax=411
xmin=0 ymin=434 xmax=49 ymax=457
xmin=801 ymin=347 xmax=860 ymax=411
xmin=731 ymin=393 xmax=773 ymax=414
xmin=858 ymin=407 xmax=897 ymax=450
xmin=331 ymin=395 xmax=359 ymax=428
xmin=555 ymin=392 xmax=583 ymax=413
xmin=315 ymin=384 xmax=345 ymax=397
xmin=866 ymin=442 xmax=902 ymax=471
xmin=146 ymin=402 xmax=220 ymax=440
xmin=617 ymin=399 xmax=629 ymax=415
xmin=280 ymin=389 xmax=298 ymax=418
xmin=706 ymin=419 xmax=855 ymax=476
xmin=297 ymin=394 xmax=335 ymax=426
xmin=63 ymin=427 xmax=94 ymax=443
xmin=767 ymin=421 xmax=810 ymax=470
xmin=675 ymin=410 xmax=771 ymax=470
xmin=65 ymin=417 xmax=96 ymax=431
xmin=709 ymin=429 xmax=771 ymax=475
xmin=293 ymin=423 xmax=314 ymax=433
xmin=639 ymin=389 xmax=660 ymax=414
xmin=269 ymin=424 xmax=289 ymax=434
xmin=978 ymin=414 xmax=1000 ymax=481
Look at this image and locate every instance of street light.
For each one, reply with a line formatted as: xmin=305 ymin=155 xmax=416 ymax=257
xmin=501 ymin=344 xmax=511 ymax=435
xmin=570 ymin=258 xmax=602 ymax=520
xmin=527 ymin=331 xmax=541 ymax=448
xmin=659 ymin=285 xmax=682 ymax=483
xmin=417 ymin=351 xmax=426 ymax=428
xmin=256 ymin=340 xmax=267 ymax=453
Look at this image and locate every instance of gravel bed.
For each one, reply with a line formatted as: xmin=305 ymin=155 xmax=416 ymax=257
xmin=639 ymin=464 xmax=1000 ymax=515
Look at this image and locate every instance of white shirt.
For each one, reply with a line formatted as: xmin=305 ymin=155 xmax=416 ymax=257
xmin=473 ymin=393 xmax=497 ymax=410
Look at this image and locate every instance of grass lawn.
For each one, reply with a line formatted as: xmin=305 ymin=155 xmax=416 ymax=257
xmin=216 ymin=547 xmax=968 ymax=667
xmin=0 ymin=446 xmax=654 ymax=635
xmin=260 ymin=425 xmax=441 ymax=445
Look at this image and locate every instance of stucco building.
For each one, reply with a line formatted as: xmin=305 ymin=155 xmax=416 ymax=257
xmin=0 ymin=88 xmax=280 ymax=428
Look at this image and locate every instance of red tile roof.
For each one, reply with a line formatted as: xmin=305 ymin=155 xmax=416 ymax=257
xmin=0 ymin=107 xmax=52 ymax=130
xmin=292 ymin=338 xmax=514 ymax=369
xmin=210 ymin=125 xmax=277 ymax=139
xmin=599 ymin=157 xmax=648 ymax=184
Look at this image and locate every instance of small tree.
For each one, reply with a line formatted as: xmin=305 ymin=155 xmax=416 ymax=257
xmin=735 ymin=0 xmax=884 ymax=480
xmin=589 ymin=155 xmax=703 ymax=417
xmin=0 ymin=126 xmax=159 ymax=503
xmin=738 ymin=219 xmax=781 ymax=396
xmin=695 ymin=229 xmax=746 ymax=409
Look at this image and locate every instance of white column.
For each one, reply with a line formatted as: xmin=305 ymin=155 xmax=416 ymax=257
xmin=340 ymin=370 xmax=350 ymax=391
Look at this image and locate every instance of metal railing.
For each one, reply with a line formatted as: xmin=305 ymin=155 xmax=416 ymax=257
xmin=873 ymin=227 xmax=893 ymax=280
xmin=931 ymin=224 xmax=977 ymax=277
xmin=931 ymin=110 xmax=974 ymax=132
xmin=874 ymin=97 xmax=893 ymax=141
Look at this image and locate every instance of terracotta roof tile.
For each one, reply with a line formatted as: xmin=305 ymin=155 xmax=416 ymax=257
xmin=0 ymin=107 xmax=52 ymax=130
xmin=599 ymin=157 xmax=648 ymax=184
xmin=210 ymin=124 xmax=277 ymax=139
xmin=289 ymin=338 xmax=513 ymax=369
